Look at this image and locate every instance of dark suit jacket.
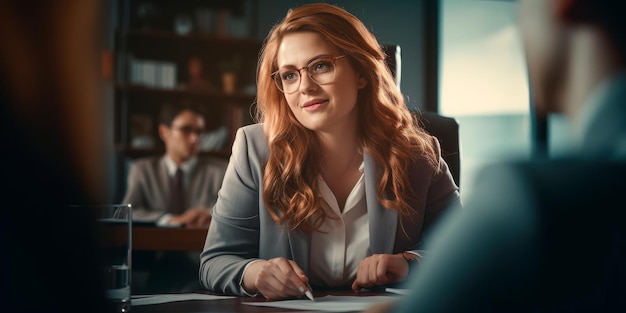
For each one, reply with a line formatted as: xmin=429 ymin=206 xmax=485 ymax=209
xmin=394 ymin=73 xmax=626 ymax=312
xmin=395 ymin=161 xmax=626 ymax=312
xmin=199 ymin=123 xmax=461 ymax=295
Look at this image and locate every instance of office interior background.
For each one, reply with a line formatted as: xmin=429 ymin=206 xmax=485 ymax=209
xmin=103 ymin=0 xmax=569 ymax=203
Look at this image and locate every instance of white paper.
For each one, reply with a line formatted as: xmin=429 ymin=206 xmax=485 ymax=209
xmin=130 ymin=293 xmax=235 ymax=306
xmin=384 ymin=288 xmax=411 ymax=296
xmin=242 ymin=295 xmax=399 ymax=312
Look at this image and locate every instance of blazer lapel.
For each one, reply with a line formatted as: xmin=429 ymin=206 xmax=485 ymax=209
xmin=364 ymin=153 xmax=398 ymax=254
xmin=285 ymin=153 xmax=399 ymax=273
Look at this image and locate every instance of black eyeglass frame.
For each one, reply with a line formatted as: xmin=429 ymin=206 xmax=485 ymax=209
xmin=170 ymin=125 xmax=206 ymax=136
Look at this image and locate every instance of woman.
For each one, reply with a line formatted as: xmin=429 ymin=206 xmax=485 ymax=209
xmin=199 ymin=3 xmax=460 ymax=300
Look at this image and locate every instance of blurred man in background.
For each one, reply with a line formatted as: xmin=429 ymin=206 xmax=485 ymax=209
xmin=123 ymin=100 xmax=226 ymax=228
xmin=123 ymin=100 xmax=227 ymax=293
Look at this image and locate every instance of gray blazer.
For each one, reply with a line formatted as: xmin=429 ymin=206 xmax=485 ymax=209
xmin=200 ymin=124 xmax=461 ymax=295
xmin=123 ymin=155 xmax=228 ymax=222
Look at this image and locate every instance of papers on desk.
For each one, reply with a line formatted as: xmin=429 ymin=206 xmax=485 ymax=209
xmin=243 ymin=295 xmax=400 ymax=312
xmin=384 ymin=287 xmax=411 ymax=295
xmin=131 ymin=293 xmax=234 ymax=306
xmin=132 ymin=219 xmax=183 ymax=228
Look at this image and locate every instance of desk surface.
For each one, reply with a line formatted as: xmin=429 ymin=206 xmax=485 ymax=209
xmin=130 ymin=290 xmax=395 ymax=313
xmin=132 ymin=226 xmax=207 ymax=251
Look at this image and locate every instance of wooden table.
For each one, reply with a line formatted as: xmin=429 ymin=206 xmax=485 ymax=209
xmin=132 ymin=226 xmax=208 ymax=251
xmin=129 ymin=290 xmax=397 ymax=313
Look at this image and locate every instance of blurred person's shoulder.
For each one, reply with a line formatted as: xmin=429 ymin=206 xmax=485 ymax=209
xmin=470 ymin=158 xmax=626 ymax=215
xmin=128 ymin=155 xmax=163 ymax=173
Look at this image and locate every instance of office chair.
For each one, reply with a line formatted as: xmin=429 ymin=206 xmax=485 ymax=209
xmin=383 ymin=44 xmax=461 ymax=188
xmin=416 ymin=110 xmax=461 ymax=188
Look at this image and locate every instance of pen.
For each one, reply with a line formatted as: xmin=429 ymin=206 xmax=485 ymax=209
xmin=304 ymin=282 xmax=315 ymax=301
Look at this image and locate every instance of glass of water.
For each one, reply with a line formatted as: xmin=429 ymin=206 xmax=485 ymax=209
xmin=91 ymin=204 xmax=132 ymax=313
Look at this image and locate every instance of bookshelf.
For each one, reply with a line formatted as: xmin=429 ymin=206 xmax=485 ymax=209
xmin=114 ymin=0 xmax=259 ymax=154
xmin=113 ymin=0 xmax=260 ymax=199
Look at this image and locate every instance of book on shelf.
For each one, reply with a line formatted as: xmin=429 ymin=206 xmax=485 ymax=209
xmin=129 ymin=58 xmax=177 ymax=89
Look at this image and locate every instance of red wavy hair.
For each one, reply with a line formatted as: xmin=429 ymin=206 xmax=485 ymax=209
xmin=255 ymin=3 xmax=438 ymax=232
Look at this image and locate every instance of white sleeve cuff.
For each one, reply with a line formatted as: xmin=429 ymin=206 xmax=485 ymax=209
xmin=239 ymin=260 xmax=263 ymax=297
xmin=409 ymin=250 xmax=428 ymax=263
xmin=157 ymin=213 xmax=172 ymax=226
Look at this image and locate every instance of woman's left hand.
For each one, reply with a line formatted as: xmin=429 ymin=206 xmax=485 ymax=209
xmin=351 ymin=253 xmax=409 ymax=291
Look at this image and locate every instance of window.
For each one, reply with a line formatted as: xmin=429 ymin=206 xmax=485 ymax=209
xmin=439 ymin=0 xmax=530 ymax=198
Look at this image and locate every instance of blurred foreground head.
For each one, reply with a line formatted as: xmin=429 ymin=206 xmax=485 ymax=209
xmin=0 ymin=0 xmax=108 ymax=311
xmin=518 ymin=0 xmax=626 ymax=118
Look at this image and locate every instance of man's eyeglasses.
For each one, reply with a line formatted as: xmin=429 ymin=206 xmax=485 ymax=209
xmin=271 ymin=55 xmax=346 ymax=94
xmin=171 ymin=125 xmax=205 ymax=136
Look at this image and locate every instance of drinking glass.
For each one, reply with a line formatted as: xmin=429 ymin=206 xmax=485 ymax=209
xmin=91 ymin=204 xmax=132 ymax=313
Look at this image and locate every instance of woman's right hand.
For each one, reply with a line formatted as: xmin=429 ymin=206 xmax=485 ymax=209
xmin=242 ymin=257 xmax=310 ymax=300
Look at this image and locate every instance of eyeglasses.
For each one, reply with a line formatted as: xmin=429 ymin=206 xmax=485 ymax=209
xmin=171 ymin=125 xmax=205 ymax=136
xmin=271 ymin=55 xmax=346 ymax=94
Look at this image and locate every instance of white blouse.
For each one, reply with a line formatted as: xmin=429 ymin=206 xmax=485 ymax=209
xmin=309 ymin=163 xmax=369 ymax=287
xmin=239 ymin=163 xmax=369 ymax=295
